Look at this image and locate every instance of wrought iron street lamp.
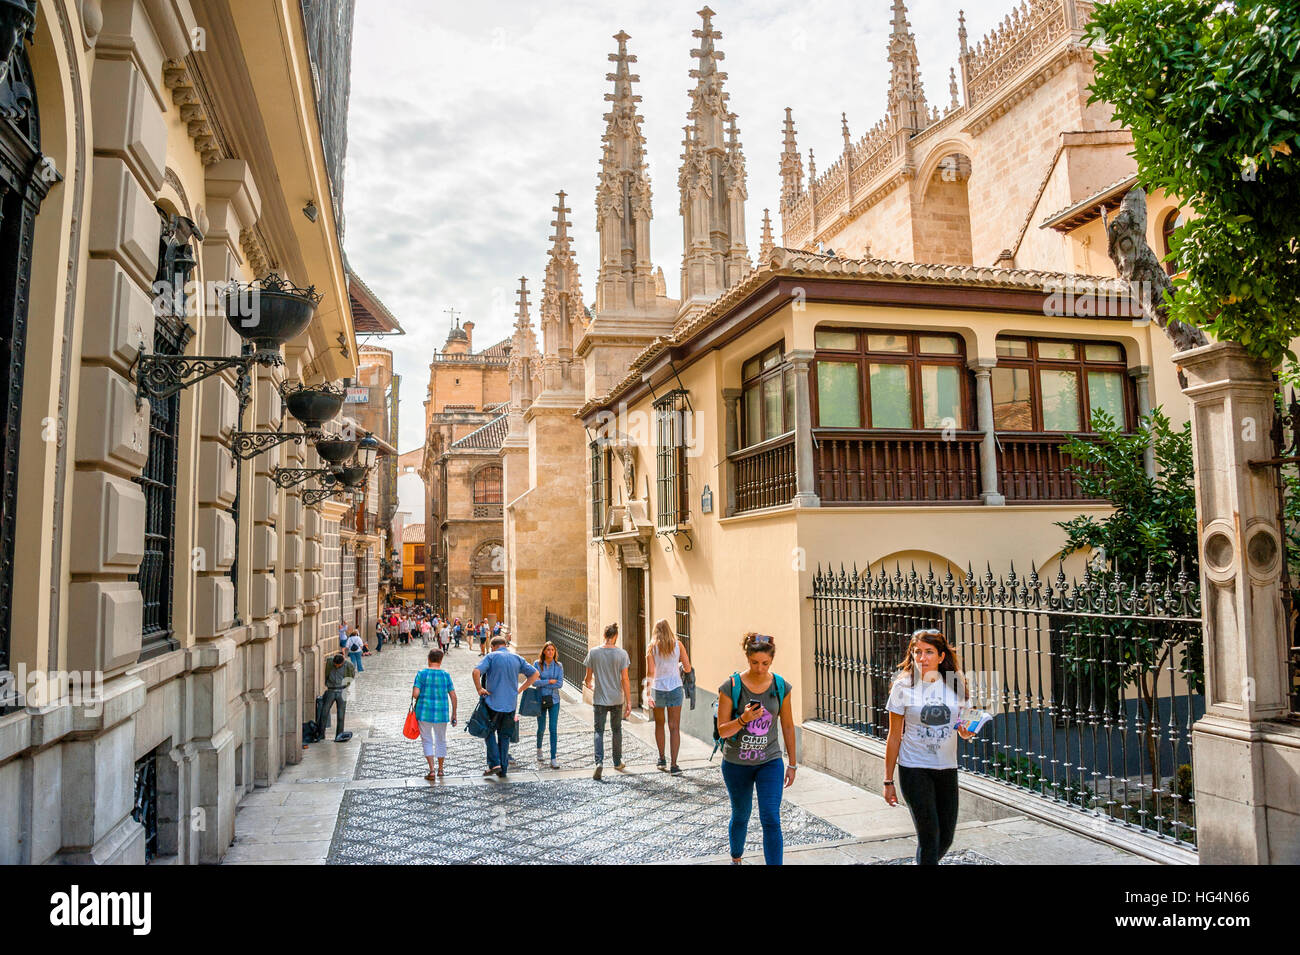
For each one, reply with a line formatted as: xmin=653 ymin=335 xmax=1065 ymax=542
xmin=230 ymin=379 xmax=345 ymax=461
xmin=133 ymin=272 xmax=322 ymax=403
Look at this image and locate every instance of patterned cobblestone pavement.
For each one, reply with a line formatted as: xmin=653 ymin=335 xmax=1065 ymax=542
xmin=329 ymin=772 xmax=849 ymax=864
xmin=226 ymin=637 xmax=1155 ymax=865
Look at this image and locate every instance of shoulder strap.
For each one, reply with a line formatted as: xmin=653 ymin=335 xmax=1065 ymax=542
xmin=729 ymin=672 xmax=743 ymax=713
xmin=773 ymin=674 xmax=787 ymax=708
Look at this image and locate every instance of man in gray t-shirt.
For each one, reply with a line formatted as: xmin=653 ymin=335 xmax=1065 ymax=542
xmin=583 ymin=623 xmax=631 ymax=779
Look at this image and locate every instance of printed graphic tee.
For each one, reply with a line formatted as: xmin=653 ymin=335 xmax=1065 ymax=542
xmin=886 ymin=674 xmax=966 ymax=770
xmin=719 ymin=675 xmax=789 ymax=766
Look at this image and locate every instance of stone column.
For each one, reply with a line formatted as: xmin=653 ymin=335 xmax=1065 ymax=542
xmin=1180 ymin=341 xmax=1300 ymax=863
xmin=722 ymin=388 xmax=741 ymax=517
xmin=1128 ymin=365 xmax=1156 ymax=477
xmin=968 ymin=357 xmax=1005 ymax=506
xmin=786 ymin=351 xmax=820 ymax=508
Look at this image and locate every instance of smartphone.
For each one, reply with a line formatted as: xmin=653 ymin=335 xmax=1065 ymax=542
xmin=744 ymin=700 xmax=762 ymax=711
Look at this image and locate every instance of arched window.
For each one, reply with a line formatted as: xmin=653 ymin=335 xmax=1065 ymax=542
xmin=472 ymin=466 xmax=502 ymax=505
xmin=0 ymin=40 xmax=50 ymax=676
xmin=1160 ymin=209 xmax=1185 ymax=276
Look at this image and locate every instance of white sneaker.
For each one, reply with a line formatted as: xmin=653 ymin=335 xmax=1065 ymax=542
xmin=537 ymin=748 xmax=544 ymax=760
xmin=550 ymin=759 xmax=558 ymax=769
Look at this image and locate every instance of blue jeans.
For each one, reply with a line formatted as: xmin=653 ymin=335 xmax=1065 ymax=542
xmin=348 ymin=650 xmax=363 ymax=672
xmin=536 ymin=700 xmax=560 ymax=760
xmin=720 ymin=757 xmax=785 ymax=865
xmin=484 ymin=707 xmax=514 ymax=770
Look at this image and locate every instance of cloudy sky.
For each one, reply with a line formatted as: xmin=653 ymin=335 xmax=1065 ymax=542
xmin=343 ymin=0 xmax=1009 ymax=454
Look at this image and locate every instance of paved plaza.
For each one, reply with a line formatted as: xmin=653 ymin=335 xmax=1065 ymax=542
xmin=224 ymin=640 xmax=1155 ymax=865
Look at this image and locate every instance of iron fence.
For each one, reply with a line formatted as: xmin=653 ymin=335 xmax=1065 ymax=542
xmin=545 ymin=609 xmax=589 ymax=691
xmin=811 ymin=560 xmax=1203 ymax=848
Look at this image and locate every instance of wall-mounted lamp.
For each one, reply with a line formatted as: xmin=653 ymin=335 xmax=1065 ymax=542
xmin=303 ymin=199 xmax=318 ymax=222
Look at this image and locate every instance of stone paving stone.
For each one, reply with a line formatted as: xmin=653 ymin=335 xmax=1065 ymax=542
xmin=866 ymin=848 xmax=998 ymax=865
xmin=327 ymin=772 xmax=851 ymax=865
xmin=354 ymin=725 xmax=658 ymax=779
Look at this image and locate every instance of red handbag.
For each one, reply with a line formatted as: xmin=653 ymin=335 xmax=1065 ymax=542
xmin=403 ymin=705 xmax=420 ymax=740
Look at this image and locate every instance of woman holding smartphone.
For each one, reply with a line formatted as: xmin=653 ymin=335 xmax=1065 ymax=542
xmin=882 ymin=628 xmax=975 ymax=864
xmin=715 ymin=633 xmax=797 ymax=865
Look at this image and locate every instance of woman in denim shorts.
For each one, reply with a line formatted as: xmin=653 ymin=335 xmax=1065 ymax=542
xmin=646 ymin=618 xmax=693 ymax=773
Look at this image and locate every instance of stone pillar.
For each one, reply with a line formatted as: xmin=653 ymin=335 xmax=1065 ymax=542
xmin=1128 ymin=364 xmax=1156 ymax=477
xmin=722 ymin=388 xmax=741 ymax=517
xmin=786 ymin=351 xmax=820 ymax=508
xmin=1180 ymin=341 xmax=1300 ymax=863
xmin=968 ymin=357 xmax=1005 ymax=506
xmin=247 ymin=373 xmax=282 ymax=789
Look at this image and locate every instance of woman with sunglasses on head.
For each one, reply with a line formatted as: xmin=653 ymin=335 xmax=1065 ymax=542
xmin=883 ymin=628 xmax=976 ymax=865
xmin=715 ymin=633 xmax=797 ymax=865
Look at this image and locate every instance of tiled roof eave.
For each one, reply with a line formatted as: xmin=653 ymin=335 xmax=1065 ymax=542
xmin=577 ymin=250 xmax=1133 ymax=419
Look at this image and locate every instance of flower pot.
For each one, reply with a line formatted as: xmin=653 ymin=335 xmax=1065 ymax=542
xmin=315 ymin=437 xmax=358 ymax=464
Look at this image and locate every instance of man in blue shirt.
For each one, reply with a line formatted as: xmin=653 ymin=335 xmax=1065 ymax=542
xmin=472 ymin=635 xmax=539 ymax=777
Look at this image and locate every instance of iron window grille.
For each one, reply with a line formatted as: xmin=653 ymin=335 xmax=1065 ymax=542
xmin=655 ymin=390 xmax=691 ymax=531
xmin=131 ymin=213 xmax=193 ymax=659
xmin=132 ymin=748 xmax=159 ymax=862
xmin=590 ymin=439 xmax=610 ymax=538
xmin=473 ymin=466 xmax=502 ymax=504
xmin=674 ymin=594 xmax=691 ymax=659
xmin=0 ymin=40 xmax=48 ymax=686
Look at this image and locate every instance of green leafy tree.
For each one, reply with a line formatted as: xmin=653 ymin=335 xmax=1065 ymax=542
xmin=1086 ymin=0 xmax=1300 ymax=362
xmin=1054 ymin=410 xmax=1203 ymax=784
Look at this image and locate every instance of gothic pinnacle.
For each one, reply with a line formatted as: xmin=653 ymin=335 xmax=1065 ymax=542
xmin=550 ymin=190 xmax=572 ymax=250
xmin=515 ymin=276 xmax=530 ymax=325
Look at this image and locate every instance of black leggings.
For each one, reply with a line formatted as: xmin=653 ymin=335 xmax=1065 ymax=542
xmin=897 ymin=765 xmax=959 ymax=865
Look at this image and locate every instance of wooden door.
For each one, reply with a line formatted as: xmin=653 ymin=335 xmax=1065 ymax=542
xmin=481 ymin=585 xmax=503 ymax=625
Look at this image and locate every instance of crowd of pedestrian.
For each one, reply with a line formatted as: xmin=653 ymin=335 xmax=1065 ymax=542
xmin=323 ymin=601 xmax=977 ymax=866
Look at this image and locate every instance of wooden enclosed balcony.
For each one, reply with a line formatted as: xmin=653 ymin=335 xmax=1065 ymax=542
xmin=728 ymin=430 xmax=1107 ymax=513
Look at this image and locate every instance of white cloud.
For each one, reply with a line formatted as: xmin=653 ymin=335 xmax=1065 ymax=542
xmin=344 ymin=0 xmax=1010 ymax=452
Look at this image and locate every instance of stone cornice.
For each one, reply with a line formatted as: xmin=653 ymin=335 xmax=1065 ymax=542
xmin=163 ymin=57 xmax=225 ymax=165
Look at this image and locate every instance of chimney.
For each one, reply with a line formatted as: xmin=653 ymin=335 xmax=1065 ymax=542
xmin=462 ymin=320 xmax=474 ymax=351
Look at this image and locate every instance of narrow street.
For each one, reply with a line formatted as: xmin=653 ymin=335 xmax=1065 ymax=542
xmin=224 ymin=640 xmax=1151 ymax=865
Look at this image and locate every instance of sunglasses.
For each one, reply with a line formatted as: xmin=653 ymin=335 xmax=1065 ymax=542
xmin=745 ymin=635 xmax=774 ymax=650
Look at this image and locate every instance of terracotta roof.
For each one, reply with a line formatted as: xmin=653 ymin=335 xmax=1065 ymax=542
xmin=577 ymin=248 xmax=1134 ymax=418
xmin=449 ymin=412 xmax=509 ymax=451
xmin=479 ymin=337 xmax=512 ymax=357
xmin=1039 ymin=174 xmax=1140 ymax=233
xmin=348 ymin=271 xmax=404 ymax=335
xmin=402 ymin=523 xmax=426 ymax=543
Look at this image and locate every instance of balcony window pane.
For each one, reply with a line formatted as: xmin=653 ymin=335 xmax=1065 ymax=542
xmin=815 ymin=329 xmax=857 ymax=350
xmin=921 ymin=364 xmax=961 ymax=429
xmin=744 ymin=385 xmax=761 ymax=446
xmin=869 ymin=363 xmax=912 ymax=428
xmin=762 ymin=348 xmax=783 ymax=370
xmin=743 ymin=357 xmax=760 ymax=381
xmin=815 ymin=361 xmax=861 ymax=427
xmin=1038 ymin=341 xmax=1077 ymax=361
xmin=763 ymin=376 xmax=783 ymax=441
xmin=992 ymin=367 xmax=1033 ymax=430
xmin=1040 ymin=369 xmax=1081 ymax=431
xmin=867 ymin=334 xmax=908 ymax=353
xmin=1087 ymin=370 xmax=1125 ymax=427
xmin=996 ymin=338 xmax=1029 ymax=358
xmin=783 ymin=369 xmax=795 ymax=434
xmin=1085 ymin=343 xmax=1122 ymax=362
xmin=918 ymin=335 xmax=959 ymax=355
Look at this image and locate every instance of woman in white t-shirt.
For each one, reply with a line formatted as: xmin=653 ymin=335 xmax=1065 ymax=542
xmin=645 ymin=618 xmax=693 ymax=773
xmin=883 ymin=628 xmax=976 ymax=865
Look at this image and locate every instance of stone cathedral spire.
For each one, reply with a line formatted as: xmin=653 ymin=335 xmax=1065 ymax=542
xmin=540 ymin=190 xmax=586 ymax=396
xmin=759 ymin=208 xmax=775 ymax=261
xmin=887 ymin=0 xmax=929 ymax=135
xmin=678 ymin=6 xmax=749 ymax=315
xmin=596 ymin=31 xmax=657 ymax=314
xmin=505 ymin=276 xmax=541 ymax=443
xmin=778 ymin=106 xmax=804 ymax=213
